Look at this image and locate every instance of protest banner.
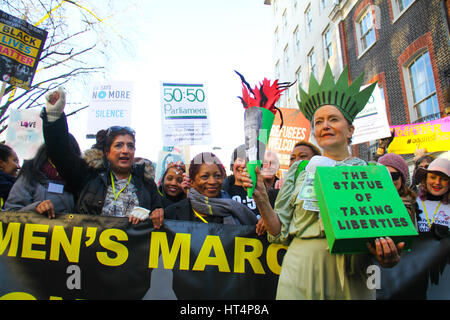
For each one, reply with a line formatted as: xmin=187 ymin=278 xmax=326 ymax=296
xmin=160 ymin=82 xmax=211 ymax=146
xmin=5 ymin=108 xmax=43 ymax=160
xmin=352 ymin=85 xmax=391 ymax=145
xmin=388 ymin=117 xmax=450 ymax=154
xmin=87 ymin=81 xmax=133 ymax=137
xmin=314 ymin=165 xmax=418 ymax=254
xmin=0 ymin=212 xmax=285 ymax=300
xmin=267 ymin=108 xmax=311 ymax=170
xmin=0 ymin=10 xmax=48 ymax=90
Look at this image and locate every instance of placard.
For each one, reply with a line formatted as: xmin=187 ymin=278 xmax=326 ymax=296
xmin=160 ymin=82 xmax=211 ymax=146
xmin=388 ymin=117 xmax=450 ymax=154
xmin=87 ymin=81 xmax=133 ymax=137
xmin=314 ymin=165 xmax=418 ymax=254
xmin=0 ymin=10 xmax=48 ymax=90
xmin=352 ymin=85 xmax=391 ymax=145
xmin=5 ymin=108 xmax=43 ymax=160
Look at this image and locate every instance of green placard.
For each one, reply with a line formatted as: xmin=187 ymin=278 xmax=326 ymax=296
xmin=314 ymin=165 xmax=418 ymax=254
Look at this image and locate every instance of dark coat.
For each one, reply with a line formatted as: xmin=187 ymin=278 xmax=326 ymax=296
xmin=41 ymin=111 xmax=162 ymax=215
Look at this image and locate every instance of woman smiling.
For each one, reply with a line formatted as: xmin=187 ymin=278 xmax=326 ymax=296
xmin=41 ymin=88 xmax=163 ymax=227
xmin=242 ymin=64 xmax=404 ymax=299
xmin=165 ymin=152 xmax=258 ymax=228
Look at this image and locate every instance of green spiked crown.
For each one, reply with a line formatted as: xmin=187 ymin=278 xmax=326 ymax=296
xmin=296 ymin=63 xmax=377 ymax=123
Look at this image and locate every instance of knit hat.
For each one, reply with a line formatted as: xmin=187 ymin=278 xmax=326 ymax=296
xmin=415 ymin=158 xmax=450 ymax=182
xmin=378 ymin=153 xmax=409 ymax=184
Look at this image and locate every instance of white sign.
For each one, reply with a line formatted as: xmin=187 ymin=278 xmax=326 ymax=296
xmin=352 ymin=85 xmax=391 ymax=145
xmin=6 ymin=108 xmax=43 ymax=160
xmin=87 ymin=81 xmax=133 ymax=136
xmin=160 ymin=82 xmax=211 ymax=146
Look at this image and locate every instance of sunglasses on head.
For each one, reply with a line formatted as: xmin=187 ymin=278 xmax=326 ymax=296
xmin=390 ymin=171 xmax=401 ymax=181
xmin=107 ymin=126 xmax=135 ymax=136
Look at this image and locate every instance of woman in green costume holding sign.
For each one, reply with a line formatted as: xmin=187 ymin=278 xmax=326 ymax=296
xmin=242 ymin=64 xmax=404 ymax=300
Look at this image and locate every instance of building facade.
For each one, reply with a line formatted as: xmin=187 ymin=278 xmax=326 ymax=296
xmin=266 ymin=0 xmax=450 ymax=162
xmin=338 ymin=0 xmax=450 ymax=161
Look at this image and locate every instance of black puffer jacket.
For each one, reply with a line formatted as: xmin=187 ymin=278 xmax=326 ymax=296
xmin=41 ymin=110 xmax=162 ymax=215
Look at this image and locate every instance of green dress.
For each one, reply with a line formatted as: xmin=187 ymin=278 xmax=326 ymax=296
xmin=269 ymin=157 xmax=375 ymax=300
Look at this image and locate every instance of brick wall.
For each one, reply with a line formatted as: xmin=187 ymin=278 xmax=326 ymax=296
xmin=342 ymin=0 xmax=450 ymax=161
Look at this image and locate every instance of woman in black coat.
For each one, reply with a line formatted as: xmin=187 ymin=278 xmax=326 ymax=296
xmin=41 ymin=88 xmax=163 ymax=226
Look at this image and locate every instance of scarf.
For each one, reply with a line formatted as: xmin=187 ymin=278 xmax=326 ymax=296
xmin=188 ymin=188 xmax=257 ymax=225
xmin=40 ymin=160 xmax=64 ymax=182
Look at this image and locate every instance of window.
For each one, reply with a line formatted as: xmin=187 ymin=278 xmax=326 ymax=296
xmin=407 ymin=51 xmax=440 ymax=122
xmin=323 ymin=27 xmax=333 ymax=60
xmin=308 ymin=49 xmax=316 ymax=77
xmin=358 ymin=9 xmax=376 ymax=52
xmin=293 ymin=25 xmax=300 ymax=52
xmin=296 ymin=66 xmax=302 ymax=89
xmin=320 ymin=0 xmax=329 ymax=12
xmin=305 ymin=5 xmax=312 ymax=33
xmin=391 ymin=0 xmax=415 ymax=20
xmin=395 ymin=0 xmax=414 ymax=13
xmin=275 ymin=60 xmax=280 ymax=79
xmin=284 ymin=45 xmax=290 ymax=70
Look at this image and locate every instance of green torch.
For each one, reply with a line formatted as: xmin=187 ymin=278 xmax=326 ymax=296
xmin=236 ymin=71 xmax=293 ymax=197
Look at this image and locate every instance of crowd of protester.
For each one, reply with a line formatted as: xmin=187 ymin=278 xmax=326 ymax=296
xmin=0 ymin=78 xmax=448 ymax=300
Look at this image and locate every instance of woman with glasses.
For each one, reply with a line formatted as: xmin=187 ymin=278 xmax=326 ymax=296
xmin=40 ymin=88 xmax=163 ymax=226
xmin=378 ymin=153 xmax=418 ymax=228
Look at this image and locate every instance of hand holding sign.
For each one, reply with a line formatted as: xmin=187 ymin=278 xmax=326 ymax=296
xmin=367 ymin=237 xmax=404 ymax=268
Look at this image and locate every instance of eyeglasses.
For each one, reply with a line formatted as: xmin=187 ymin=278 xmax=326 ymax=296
xmin=390 ymin=171 xmax=401 ymax=181
xmin=106 ymin=126 xmax=135 ymax=136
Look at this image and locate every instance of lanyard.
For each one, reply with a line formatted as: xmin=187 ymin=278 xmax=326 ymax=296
xmin=422 ymin=201 xmax=442 ymax=228
xmin=193 ymin=209 xmax=208 ymax=224
xmin=110 ymin=171 xmax=132 ymax=202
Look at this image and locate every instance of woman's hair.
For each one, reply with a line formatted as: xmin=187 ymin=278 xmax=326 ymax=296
xmin=189 ymin=152 xmax=226 ymax=181
xmin=0 ymin=144 xmax=13 ymax=162
xmin=93 ymin=127 xmax=136 ymax=153
xmin=293 ymin=140 xmax=321 ymax=156
xmin=19 ymin=134 xmax=81 ymax=186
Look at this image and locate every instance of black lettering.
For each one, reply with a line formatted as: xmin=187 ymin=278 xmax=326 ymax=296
xmin=341 ymin=181 xmax=348 ymax=190
xmin=360 ymin=219 xmax=368 ymax=229
xmin=375 ymin=181 xmax=383 ymax=189
xmin=360 ymin=171 xmax=368 ymax=179
xmin=357 ymin=181 xmax=365 ymax=189
xmin=351 ymin=220 xmax=360 ymax=229
xmin=337 ymin=220 xmax=346 ymax=230
xmin=400 ymin=217 xmax=409 ymax=226
xmin=359 ymin=206 xmax=369 ymax=215
xmin=350 ymin=207 xmax=358 ymax=216
xmin=367 ymin=181 xmax=375 ymax=189
xmin=351 ymin=172 xmax=359 ymax=179
xmin=392 ymin=218 xmax=401 ymax=227
xmin=333 ymin=182 xmax=340 ymax=190
xmin=340 ymin=207 xmax=348 ymax=216
xmin=374 ymin=206 xmax=384 ymax=215
xmin=369 ymin=219 xmax=379 ymax=228
xmin=386 ymin=218 xmax=393 ymax=228
xmin=342 ymin=172 xmax=349 ymax=179
xmin=384 ymin=205 xmax=393 ymax=214
xmin=378 ymin=219 xmax=387 ymax=228
xmin=350 ymin=181 xmax=358 ymax=190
